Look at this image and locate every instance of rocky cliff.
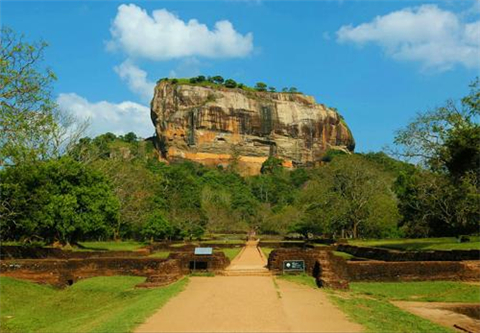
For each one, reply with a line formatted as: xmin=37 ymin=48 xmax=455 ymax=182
xmin=150 ymin=80 xmax=355 ymax=175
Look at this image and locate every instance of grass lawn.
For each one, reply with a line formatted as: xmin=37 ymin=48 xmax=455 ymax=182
xmin=201 ymin=239 xmax=246 ymax=245
xmin=332 ymin=251 xmax=355 ymax=260
xmin=277 ymin=273 xmax=317 ymax=289
xmin=350 ymin=281 xmax=480 ymax=303
xmin=349 ymin=236 xmax=480 ymax=251
xmin=77 ymin=241 xmax=147 ymax=252
xmin=328 ymin=281 xmax=479 ymax=333
xmin=219 ymin=248 xmax=242 ymax=261
xmin=148 ymin=251 xmax=170 ymax=259
xmin=260 ymin=247 xmax=274 ymax=258
xmin=0 ymin=276 xmax=188 ymax=333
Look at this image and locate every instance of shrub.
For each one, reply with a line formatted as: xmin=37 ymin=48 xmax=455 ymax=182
xmin=224 ymin=79 xmax=237 ymax=88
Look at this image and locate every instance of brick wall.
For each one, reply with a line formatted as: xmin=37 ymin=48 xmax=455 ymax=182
xmin=346 ymin=260 xmax=479 ymax=282
xmin=267 ymin=248 xmax=326 ymax=274
xmin=336 ymin=244 xmax=480 ymax=261
xmin=0 ymin=257 xmax=182 ymax=287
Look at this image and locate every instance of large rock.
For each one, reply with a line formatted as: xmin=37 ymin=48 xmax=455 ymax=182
xmin=150 ymin=80 xmax=355 ymax=175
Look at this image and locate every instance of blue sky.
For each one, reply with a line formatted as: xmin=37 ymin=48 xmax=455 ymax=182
xmin=2 ymin=0 xmax=479 ymax=152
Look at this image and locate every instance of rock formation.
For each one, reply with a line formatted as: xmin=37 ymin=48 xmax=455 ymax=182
xmin=150 ymin=80 xmax=355 ymax=175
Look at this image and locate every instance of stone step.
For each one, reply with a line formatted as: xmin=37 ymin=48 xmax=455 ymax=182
xmin=148 ymin=274 xmax=179 ymax=283
xmin=220 ymin=270 xmax=271 ymax=276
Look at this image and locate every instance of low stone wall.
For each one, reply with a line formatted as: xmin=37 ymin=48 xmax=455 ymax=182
xmin=167 ymin=252 xmax=229 ymax=272
xmin=346 ymin=260 xmax=479 ymax=282
xmin=0 ymin=257 xmax=182 ymax=287
xmin=336 ymin=244 xmax=480 ymax=261
xmin=268 ymin=248 xmax=480 ymax=286
xmin=267 ymin=248 xmax=326 ymax=274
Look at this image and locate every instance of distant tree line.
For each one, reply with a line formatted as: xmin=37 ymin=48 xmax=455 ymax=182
xmin=160 ymin=75 xmax=299 ymax=94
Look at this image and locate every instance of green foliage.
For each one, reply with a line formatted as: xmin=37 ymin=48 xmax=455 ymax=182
xmin=0 ymin=27 xmax=85 ymax=166
xmin=298 ymin=154 xmax=400 ymax=238
xmin=224 ymin=78 xmax=237 ymax=88
xmin=0 ymin=157 xmax=119 ymax=245
xmin=254 ymin=82 xmax=267 ymax=91
xmin=321 ymin=149 xmax=347 ymax=162
xmin=260 ymin=156 xmax=284 ymax=174
xmin=211 ymin=75 xmax=224 ymax=84
xmin=0 ymin=276 xmax=188 ymax=333
xmin=393 ymin=79 xmax=480 ymax=237
xmin=120 ymin=132 xmax=138 ymax=143
xmin=141 ymin=211 xmax=173 ymax=241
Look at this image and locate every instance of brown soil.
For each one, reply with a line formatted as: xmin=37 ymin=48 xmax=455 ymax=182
xmin=135 ymin=242 xmax=363 ymax=332
xmin=394 ymin=301 xmax=480 ymax=333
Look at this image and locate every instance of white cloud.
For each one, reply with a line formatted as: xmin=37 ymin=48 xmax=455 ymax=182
xmin=107 ymin=4 xmax=254 ymax=60
xmin=336 ymin=5 xmax=480 ymax=70
xmin=168 ymin=58 xmax=202 ymax=78
xmin=114 ymin=60 xmax=155 ymax=103
xmin=57 ymin=93 xmax=153 ymax=138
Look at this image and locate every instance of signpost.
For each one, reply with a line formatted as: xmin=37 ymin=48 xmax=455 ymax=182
xmin=282 ymin=260 xmax=305 ymax=274
xmin=194 ymin=247 xmax=213 ymax=255
xmin=192 ymin=247 xmax=213 ymax=271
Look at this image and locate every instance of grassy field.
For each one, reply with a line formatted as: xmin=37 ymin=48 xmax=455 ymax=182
xmin=219 ymin=248 xmax=242 ymax=261
xmin=201 ymin=239 xmax=246 ymax=245
xmin=148 ymin=251 xmax=170 ymax=259
xmin=350 ymin=281 xmax=480 ymax=303
xmin=328 ymin=281 xmax=479 ymax=333
xmin=77 ymin=241 xmax=147 ymax=252
xmin=260 ymin=247 xmax=274 ymax=258
xmin=277 ymin=273 xmax=317 ymax=289
xmin=0 ymin=276 xmax=188 ymax=333
xmin=348 ymin=237 xmax=480 ymax=251
xmin=332 ymin=250 xmax=355 ymax=260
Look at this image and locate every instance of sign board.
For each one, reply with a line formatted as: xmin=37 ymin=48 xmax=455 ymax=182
xmin=194 ymin=247 xmax=213 ymax=255
xmin=283 ymin=260 xmax=305 ymax=273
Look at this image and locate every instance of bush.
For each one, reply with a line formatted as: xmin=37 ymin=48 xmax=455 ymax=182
xmin=255 ymin=82 xmax=267 ymax=91
xmin=224 ymin=79 xmax=237 ymax=88
xmin=142 ymin=211 xmax=173 ymax=241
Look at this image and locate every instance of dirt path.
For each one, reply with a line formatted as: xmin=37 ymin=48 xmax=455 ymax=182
xmin=135 ymin=242 xmax=363 ymax=333
xmin=224 ymin=240 xmax=269 ymax=274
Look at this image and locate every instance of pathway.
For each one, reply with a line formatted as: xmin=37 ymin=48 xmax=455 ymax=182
xmin=135 ymin=241 xmax=363 ymax=333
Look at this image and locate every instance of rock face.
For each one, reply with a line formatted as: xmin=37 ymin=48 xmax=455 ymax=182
xmin=151 ymin=80 xmax=355 ymax=175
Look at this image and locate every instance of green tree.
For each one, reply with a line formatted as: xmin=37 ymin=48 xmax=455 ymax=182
xmin=0 ymin=27 xmax=86 ymax=166
xmin=254 ymin=82 xmax=267 ymax=92
xmin=93 ymin=159 xmax=159 ymax=240
xmin=393 ymin=79 xmax=480 ymax=236
xmin=394 ymin=79 xmax=479 ymax=174
xmin=141 ymin=211 xmax=173 ymax=241
xmin=0 ymin=157 xmax=119 ymax=245
xmin=260 ymin=156 xmax=284 ymax=174
xmin=224 ymin=79 xmax=237 ymax=88
xmin=211 ymin=75 xmax=224 ymax=84
xmin=298 ymin=155 xmax=400 ymax=238
xmin=121 ymin=132 xmax=138 ymax=143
